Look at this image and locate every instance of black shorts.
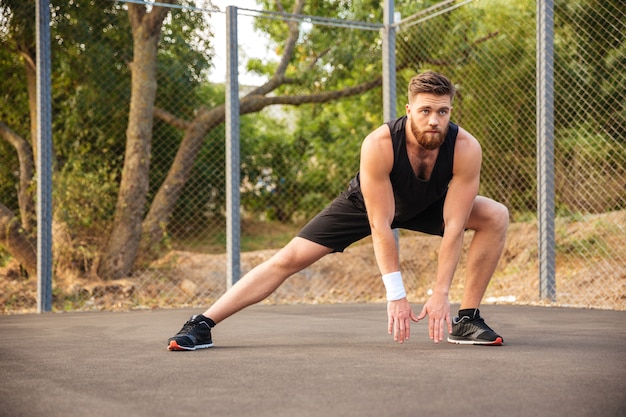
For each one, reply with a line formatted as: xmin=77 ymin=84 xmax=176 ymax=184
xmin=297 ymin=192 xmax=446 ymax=253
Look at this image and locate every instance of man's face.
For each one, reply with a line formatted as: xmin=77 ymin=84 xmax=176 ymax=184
xmin=406 ymin=93 xmax=453 ymax=150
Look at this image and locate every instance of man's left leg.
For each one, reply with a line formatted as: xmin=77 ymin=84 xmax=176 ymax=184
xmin=462 ymin=196 xmax=509 ymax=307
xmin=448 ymin=196 xmax=509 ymax=345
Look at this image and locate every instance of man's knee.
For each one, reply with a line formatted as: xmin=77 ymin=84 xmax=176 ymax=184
xmin=268 ymin=238 xmax=330 ymax=274
xmin=470 ymin=197 xmax=509 ymax=233
xmin=491 ymin=201 xmax=509 ymax=230
xmin=267 ymin=244 xmax=300 ymax=273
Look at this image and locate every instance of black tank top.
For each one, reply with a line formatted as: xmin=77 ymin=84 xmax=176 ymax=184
xmin=344 ymin=116 xmax=458 ymax=221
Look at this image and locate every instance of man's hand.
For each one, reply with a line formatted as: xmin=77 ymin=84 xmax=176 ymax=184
xmin=417 ymin=292 xmax=452 ymax=343
xmin=387 ymin=298 xmax=420 ymax=343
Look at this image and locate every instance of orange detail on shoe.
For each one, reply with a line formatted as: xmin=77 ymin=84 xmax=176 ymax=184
xmin=168 ymin=340 xmax=183 ymax=351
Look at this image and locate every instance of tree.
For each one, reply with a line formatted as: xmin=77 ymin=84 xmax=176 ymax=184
xmin=4 ymin=0 xmax=564 ymax=282
xmin=137 ymin=0 xmax=385 ymax=268
xmin=1 ymin=0 xmax=40 ymax=276
xmin=1 ymin=0 xmax=139 ymax=276
xmin=96 ymin=0 xmax=176 ymax=279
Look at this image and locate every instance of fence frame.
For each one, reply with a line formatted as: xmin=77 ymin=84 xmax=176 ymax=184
xmin=225 ymin=6 xmax=241 ymax=288
xmin=36 ymin=0 xmax=53 ymax=312
xmin=31 ymin=0 xmax=570 ymax=310
xmin=536 ymin=0 xmax=556 ymax=301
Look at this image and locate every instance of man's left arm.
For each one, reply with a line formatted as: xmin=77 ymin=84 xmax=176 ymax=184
xmin=417 ymin=129 xmax=482 ymax=342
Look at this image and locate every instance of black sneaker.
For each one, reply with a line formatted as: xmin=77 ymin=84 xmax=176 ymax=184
xmin=447 ymin=315 xmax=503 ymax=346
xmin=168 ymin=315 xmax=214 ymax=351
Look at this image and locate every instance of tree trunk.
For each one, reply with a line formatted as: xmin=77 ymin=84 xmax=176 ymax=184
xmin=140 ymin=75 xmax=384 ymax=259
xmin=0 ymin=122 xmax=35 ymax=232
xmin=0 ymin=202 xmax=37 ymax=277
xmin=138 ymin=0 xmax=307 ymax=259
xmin=97 ymin=2 xmax=173 ymax=279
xmin=139 ymin=106 xmax=225 ymax=262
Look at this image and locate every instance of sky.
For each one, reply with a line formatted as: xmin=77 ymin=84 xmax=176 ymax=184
xmin=207 ymin=0 xmax=274 ymax=86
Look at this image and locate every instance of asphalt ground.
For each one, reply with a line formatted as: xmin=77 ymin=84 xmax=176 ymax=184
xmin=1 ymin=304 xmax=625 ymax=417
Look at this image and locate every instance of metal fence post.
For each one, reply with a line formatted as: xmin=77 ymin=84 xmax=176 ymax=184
xmin=536 ymin=0 xmax=556 ymax=301
xmin=382 ymin=0 xmax=396 ymax=123
xmin=225 ymin=6 xmax=241 ymax=288
xmin=36 ymin=0 xmax=53 ymax=312
xmin=382 ymin=0 xmax=400 ymax=247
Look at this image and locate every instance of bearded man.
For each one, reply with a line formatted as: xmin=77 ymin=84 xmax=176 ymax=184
xmin=167 ymin=71 xmax=509 ymax=351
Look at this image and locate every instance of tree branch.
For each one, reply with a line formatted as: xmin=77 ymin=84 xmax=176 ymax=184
xmin=19 ymin=50 xmax=36 ymax=73
xmin=145 ymin=0 xmax=176 ymax=34
xmin=0 ymin=121 xmax=35 ymax=231
xmin=128 ymin=0 xmax=175 ymax=34
xmin=240 ymin=76 xmax=383 ymax=114
xmin=246 ymin=0 xmax=305 ymax=97
xmin=153 ymin=107 xmax=192 ymax=130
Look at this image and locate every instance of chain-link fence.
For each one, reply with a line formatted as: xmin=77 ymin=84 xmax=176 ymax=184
xmin=395 ymin=0 xmax=625 ymax=309
xmin=1 ymin=0 xmax=624 ymax=313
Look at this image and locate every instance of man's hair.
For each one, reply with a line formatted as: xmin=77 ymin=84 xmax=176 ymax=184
xmin=408 ymin=71 xmax=456 ymax=103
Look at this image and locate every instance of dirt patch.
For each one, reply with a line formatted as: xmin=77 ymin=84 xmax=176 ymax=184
xmin=2 ymin=211 xmax=625 ymax=313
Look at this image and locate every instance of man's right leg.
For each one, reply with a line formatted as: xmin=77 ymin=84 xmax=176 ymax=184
xmin=167 ymin=237 xmax=333 ymax=350
xmin=168 ymin=192 xmax=371 ymax=350
xmin=203 ymin=237 xmax=333 ymax=323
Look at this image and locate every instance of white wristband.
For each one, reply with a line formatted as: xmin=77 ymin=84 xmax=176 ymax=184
xmin=382 ymin=271 xmax=406 ymax=301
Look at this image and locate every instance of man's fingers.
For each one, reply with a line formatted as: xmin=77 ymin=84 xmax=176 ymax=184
xmin=416 ymin=305 xmax=427 ymax=321
xmin=428 ymin=316 xmax=434 ymax=340
xmin=437 ymin=317 xmax=445 ymax=342
xmin=428 ymin=316 xmax=443 ymax=342
xmin=411 ymin=309 xmax=421 ymax=322
xmin=391 ymin=316 xmax=411 ymax=343
xmin=389 ymin=316 xmax=402 ymax=341
xmin=396 ymin=318 xmax=404 ymax=343
xmin=387 ymin=301 xmax=416 ymax=343
xmin=405 ymin=317 xmax=411 ymax=340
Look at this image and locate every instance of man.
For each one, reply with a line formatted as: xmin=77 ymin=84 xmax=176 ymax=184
xmin=167 ymin=71 xmax=509 ymax=351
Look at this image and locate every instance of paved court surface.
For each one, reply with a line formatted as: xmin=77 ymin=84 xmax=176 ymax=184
xmin=1 ymin=304 xmax=625 ymax=417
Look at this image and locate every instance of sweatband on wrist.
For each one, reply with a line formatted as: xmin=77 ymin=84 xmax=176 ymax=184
xmin=382 ymin=271 xmax=406 ymax=301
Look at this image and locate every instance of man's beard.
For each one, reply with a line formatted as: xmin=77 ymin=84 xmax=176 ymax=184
xmin=409 ymin=115 xmax=447 ymax=150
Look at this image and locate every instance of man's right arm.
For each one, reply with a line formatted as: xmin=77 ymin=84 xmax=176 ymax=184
xmin=359 ymin=125 xmax=398 ymax=275
xmin=359 ymin=125 xmax=419 ymax=343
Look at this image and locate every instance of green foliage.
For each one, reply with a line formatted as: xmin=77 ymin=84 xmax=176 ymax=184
xmin=555 ymin=0 xmax=625 ymax=141
xmin=1 ymin=0 xmax=217 ymax=235
xmin=156 ymin=1 xmax=213 ymax=111
xmin=1 ymin=0 xmax=624 ymax=263
xmin=50 ymin=0 xmax=132 ymax=170
xmin=53 ymin=160 xmax=119 ymax=232
xmin=451 ymin=0 xmax=537 ymax=215
xmin=555 ymin=124 xmax=626 ymax=213
xmin=238 ymin=86 xmax=379 ymax=224
xmin=0 ymin=1 xmax=34 ymax=210
xmin=253 ymin=0 xmax=383 ymax=93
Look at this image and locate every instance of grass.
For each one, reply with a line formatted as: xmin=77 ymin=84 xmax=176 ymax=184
xmin=172 ymin=219 xmax=301 ymax=253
